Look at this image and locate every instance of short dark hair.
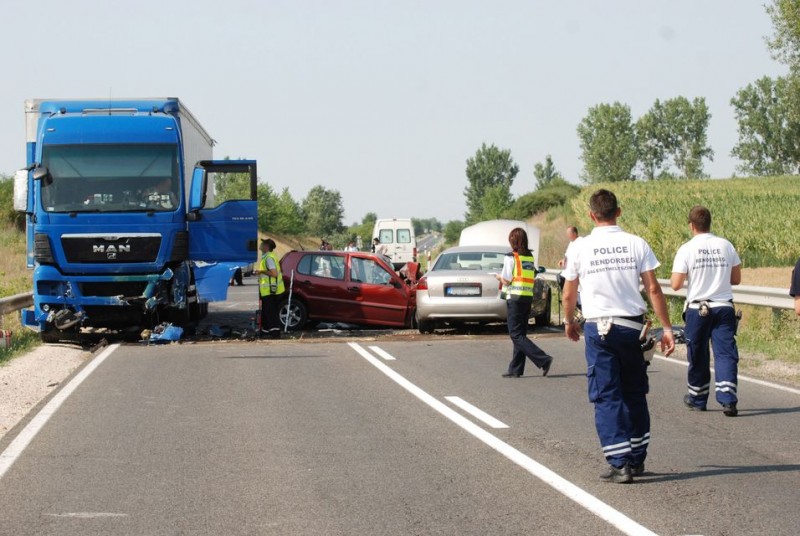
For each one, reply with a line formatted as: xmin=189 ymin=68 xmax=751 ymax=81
xmin=508 ymin=227 xmax=531 ymax=255
xmin=688 ymin=205 xmax=711 ymax=232
xmin=262 ymin=238 xmax=276 ymax=251
xmin=567 ymin=225 xmax=579 ymax=236
xmin=589 ymin=189 xmax=619 ymax=222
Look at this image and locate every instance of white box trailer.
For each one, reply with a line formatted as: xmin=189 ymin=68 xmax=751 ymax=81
xmin=459 ymin=219 xmax=541 ymax=261
xmin=459 ymin=219 xmax=550 ymax=326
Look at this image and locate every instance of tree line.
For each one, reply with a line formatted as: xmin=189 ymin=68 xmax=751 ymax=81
xmin=460 ymin=1 xmax=800 ymax=227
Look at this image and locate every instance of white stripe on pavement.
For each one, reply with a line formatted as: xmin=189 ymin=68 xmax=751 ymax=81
xmin=348 ymin=342 xmax=658 ymax=536
xmin=654 ymin=354 xmax=800 ymax=395
xmin=368 ymin=345 xmax=396 ymax=361
xmin=444 ymin=396 xmax=509 ymax=429
xmin=0 ymin=344 xmax=120 ymax=481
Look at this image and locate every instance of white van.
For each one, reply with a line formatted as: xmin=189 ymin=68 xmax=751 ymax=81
xmin=372 ymin=218 xmax=417 ymax=270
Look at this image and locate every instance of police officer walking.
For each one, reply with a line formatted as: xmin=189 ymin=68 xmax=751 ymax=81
xmin=671 ymin=205 xmax=742 ymax=416
xmin=256 ymin=238 xmax=286 ymax=339
xmin=562 ymin=189 xmax=675 ymax=483
xmin=497 ymin=227 xmax=554 ymax=378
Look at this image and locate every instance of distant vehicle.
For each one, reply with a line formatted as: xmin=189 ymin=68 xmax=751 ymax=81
xmin=372 ymin=218 xmax=417 ymax=270
xmin=414 ymin=220 xmax=551 ymax=333
xmin=278 ymin=250 xmax=417 ymax=330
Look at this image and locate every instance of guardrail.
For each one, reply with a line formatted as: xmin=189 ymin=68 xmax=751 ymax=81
xmin=0 ymin=292 xmax=33 ymax=317
xmin=0 ymin=272 xmax=794 ymax=324
xmin=539 ymin=269 xmax=794 ymax=311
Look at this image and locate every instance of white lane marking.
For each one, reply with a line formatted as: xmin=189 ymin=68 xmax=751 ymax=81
xmin=654 ymin=354 xmax=800 ymax=396
xmin=0 ymin=344 xmax=120 ymax=481
xmin=43 ymin=512 xmax=128 ymax=519
xmin=348 ymin=342 xmax=657 ymax=536
xmin=368 ymin=345 xmax=396 ymax=361
xmin=444 ymin=396 xmax=509 ymax=429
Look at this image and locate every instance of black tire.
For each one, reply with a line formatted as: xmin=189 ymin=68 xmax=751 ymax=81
xmin=40 ymin=326 xmax=78 ymax=344
xmin=535 ymin=287 xmax=552 ymax=327
xmin=279 ymin=298 xmax=308 ymax=331
xmin=40 ymin=326 xmax=63 ymax=344
xmin=417 ymin=317 xmax=435 ymax=334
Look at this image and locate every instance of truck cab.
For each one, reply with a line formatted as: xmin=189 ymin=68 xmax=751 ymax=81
xmin=14 ymin=99 xmax=258 ymax=341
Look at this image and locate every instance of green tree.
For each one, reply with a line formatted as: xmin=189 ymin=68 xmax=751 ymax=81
xmin=464 ymin=143 xmax=519 ymax=224
xmin=663 ymin=97 xmax=713 ymax=179
xmin=443 ymin=220 xmax=465 ymax=244
xmin=730 ymin=75 xmax=800 ymax=175
xmin=766 ymin=0 xmax=800 ymax=72
xmin=412 ymin=217 xmax=442 ymax=234
xmin=636 ymin=101 xmax=669 ymax=180
xmin=257 ymin=182 xmax=277 ymax=232
xmin=533 ymin=155 xmax=565 ymax=189
xmin=577 ymin=102 xmax=638 ymax=183
xmin=509 ymin=182 xmax=581 ymax=219
xmin=362 ymin=212 xmax=378 ymax=226
xmin=301 ymin=185 xmax=345 ymax=238
xmin=271 ymin=187 xmax=305 ymax=234
xmin=481 ymin=184 xmax=514 ymax=220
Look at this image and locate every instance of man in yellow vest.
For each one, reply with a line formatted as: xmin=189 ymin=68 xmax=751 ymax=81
xmin=256 ymin=238 xmax=286 ymax=339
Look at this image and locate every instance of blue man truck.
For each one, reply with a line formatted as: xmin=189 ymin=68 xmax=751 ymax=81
xmin=12 ymin=98 xmax=258 ymax=342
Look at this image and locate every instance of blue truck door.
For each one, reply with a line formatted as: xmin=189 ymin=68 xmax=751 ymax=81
xmin=187 ymin=160 xmax=258 ymax=300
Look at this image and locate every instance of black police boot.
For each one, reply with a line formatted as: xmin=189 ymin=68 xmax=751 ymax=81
xmin=599 ymin=464 xmax=632 ymax=484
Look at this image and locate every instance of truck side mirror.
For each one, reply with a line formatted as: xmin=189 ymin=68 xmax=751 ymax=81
xmin=31 ymin=166 xmax=52 ymax=185
xmin=13 ymin=168 xmax=30 ymax=212
xmin=188 ymin=166 xmax=206 ymax=212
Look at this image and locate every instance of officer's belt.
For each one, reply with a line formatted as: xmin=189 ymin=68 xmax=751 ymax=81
xmin=585 ymin=317 xmax=644 ymax=332
xmin=687 ymin=301 xmax=733 ymax=309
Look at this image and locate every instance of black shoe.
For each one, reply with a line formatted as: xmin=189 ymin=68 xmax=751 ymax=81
xmin=722 ymin=403 xmax=738 ymax=417
xmin=630 ymin=463 xmax=645 ymax=476
xmin=599 ymin=464 xmax=632 ymax=484
xmin=501 ymin=373 xmax=522 ymax=378
xmin=541 ymin=357 xmax=553 ymax=377
xmin=683 ymin=394 xmax=706 ymax=411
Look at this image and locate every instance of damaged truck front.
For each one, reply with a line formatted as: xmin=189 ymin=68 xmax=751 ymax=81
xmin=13 ymin=98 xmax=258 ymax=342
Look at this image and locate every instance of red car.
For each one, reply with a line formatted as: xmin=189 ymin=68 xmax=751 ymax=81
xmin=277 ymin=250 xmax=417 ymax=330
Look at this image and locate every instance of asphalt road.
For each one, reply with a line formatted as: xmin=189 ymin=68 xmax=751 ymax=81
xmin=1 ymin=286 xmax=798 ymax=535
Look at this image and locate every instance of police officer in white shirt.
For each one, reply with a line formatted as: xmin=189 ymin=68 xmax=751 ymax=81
xmin=563 ymin=189 xmax=675 ymax=483
xmin=671 ymin=205 xmax=742 ymax=417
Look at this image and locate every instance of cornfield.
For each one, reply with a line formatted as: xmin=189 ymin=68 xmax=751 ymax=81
xmin=570 ymin=176 xmax=800 ymax=277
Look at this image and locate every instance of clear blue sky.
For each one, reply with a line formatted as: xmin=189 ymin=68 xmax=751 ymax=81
xmin=0 ymin=0 xmax=784 ymax=224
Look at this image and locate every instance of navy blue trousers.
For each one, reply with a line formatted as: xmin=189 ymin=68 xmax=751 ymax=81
xmin=505 ymin=299 xmax=551 ymax=375
xmin=584 ymin=321 xmax=650 ymax=468
xmin=684 ymin=307 xmax=739 ymax=407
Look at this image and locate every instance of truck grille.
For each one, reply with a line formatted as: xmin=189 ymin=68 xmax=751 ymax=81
xmin=61 ymin=235 xmax=161 ymax=263
xmin=78 ymin=281 xmax=148 ymax=297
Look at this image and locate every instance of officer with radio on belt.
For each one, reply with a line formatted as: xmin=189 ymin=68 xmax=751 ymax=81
xmin=671 ymin=206 xmax=742 ymax=416
xmin=563 ymin=189 xmax=675 ymax=483
xmin=256 ymin=238 xmax=286 ymax=339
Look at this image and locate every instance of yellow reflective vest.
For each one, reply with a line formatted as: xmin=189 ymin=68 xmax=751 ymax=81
xmin=506 ymin=252 xmax=535 ymax=299
xmin=258 ymin=251 xmax=286 ymax=297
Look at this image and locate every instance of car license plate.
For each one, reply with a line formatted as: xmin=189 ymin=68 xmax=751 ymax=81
xmin=445 ymin=284 xmax=481 ymax=297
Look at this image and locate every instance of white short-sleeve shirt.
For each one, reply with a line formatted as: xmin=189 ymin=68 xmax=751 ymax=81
xmin=562 ymin=225 xmax=660 ymax=319
xmin=671 ymin=233 xmax=741 ymax=303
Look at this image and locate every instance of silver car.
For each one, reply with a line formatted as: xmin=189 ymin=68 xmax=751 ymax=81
xmin=415 ymin=245 xmax=551 ymax=333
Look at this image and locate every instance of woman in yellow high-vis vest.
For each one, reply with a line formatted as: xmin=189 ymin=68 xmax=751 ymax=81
xmin=256 ymin=238 xmax=286 ymax=338
xmin=496 ymin=227 xmax=554 ymax=377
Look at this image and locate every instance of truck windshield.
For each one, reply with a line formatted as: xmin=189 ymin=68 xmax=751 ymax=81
xmin=40 ymin=144 xmax=180 ymax=213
